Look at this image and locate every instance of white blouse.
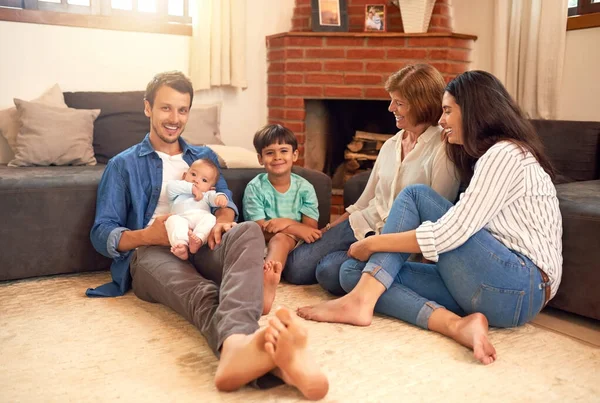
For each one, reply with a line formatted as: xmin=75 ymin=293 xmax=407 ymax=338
xmin=346 ymin=125 xmax=459 ymax=240
xmin=416 ymin=141 xmax=563 ymax=298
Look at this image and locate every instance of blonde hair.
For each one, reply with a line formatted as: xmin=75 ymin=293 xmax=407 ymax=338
xmin=384 ymin=64 xmax=446 ymax=126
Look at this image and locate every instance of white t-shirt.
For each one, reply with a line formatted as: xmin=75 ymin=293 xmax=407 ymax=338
xmin=147 ymin=152 xmax=189 ymax=226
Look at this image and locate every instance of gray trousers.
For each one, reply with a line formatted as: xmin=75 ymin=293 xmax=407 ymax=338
xmin=130 ymin=221 xmax=265 ymax=356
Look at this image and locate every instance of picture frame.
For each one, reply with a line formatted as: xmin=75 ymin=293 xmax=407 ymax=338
xmin=311 ymin=0 xmax=349 ymax=32
xmin=364 ymin=4 xmax=387 ymax=32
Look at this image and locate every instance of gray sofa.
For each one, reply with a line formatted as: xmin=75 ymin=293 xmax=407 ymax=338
xmin=0 ymin=92 xmax=331 ymax=282
xmin=344 ymin=120 xmax=600 ymax=321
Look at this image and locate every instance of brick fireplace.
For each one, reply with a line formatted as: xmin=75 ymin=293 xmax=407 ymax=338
xmin=266 ymin=0 xmax=477 ymax=215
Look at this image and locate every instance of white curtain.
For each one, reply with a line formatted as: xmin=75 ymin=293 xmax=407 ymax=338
xmin=492 ymin=0 xmax=567 ymax=119
xmin=189 ymin=0 xmax=248 ymax=90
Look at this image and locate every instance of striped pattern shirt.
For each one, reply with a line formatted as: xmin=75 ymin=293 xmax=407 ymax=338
xmin=416 ymin=141 xmax=563 ymax=298
xmin=243 ymin=173 xmax=319 ymax=222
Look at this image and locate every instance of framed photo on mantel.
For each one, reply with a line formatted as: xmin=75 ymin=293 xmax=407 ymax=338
xmin=311 ymin=0 xmax=349 ymax=32
xmin=364 ymin=4 xmax=387 ymax=32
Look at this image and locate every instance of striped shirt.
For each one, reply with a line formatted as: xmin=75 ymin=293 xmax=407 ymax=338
xmin=416 ymin=141 xmax=563 ymax=298
xmin=243 ymin=173 xmax=319 ymax=222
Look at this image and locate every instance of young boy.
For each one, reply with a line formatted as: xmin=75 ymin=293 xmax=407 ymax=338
xmin=243 ymin=124 xmax=321 ymax=315
xmin=166 ymin=158 xmax=228 ymax=260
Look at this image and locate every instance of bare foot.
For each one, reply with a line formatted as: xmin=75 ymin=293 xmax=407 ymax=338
xmin=296 ymin=293 xmax=374 ymax=326
xmin=171 ymin=243 xmax=189 ymax=260
xmin=452 ymin=313 xmax=497 ymax=365
xmin=214 ymin=328 xmax=274 ymax=392
xmin=264 ymin=308 xmax=329 ymax=400
xmin=263 ymin=261 xmax=282 ymax=315
xmin=188 ymin=230 xmax=203 ymax=254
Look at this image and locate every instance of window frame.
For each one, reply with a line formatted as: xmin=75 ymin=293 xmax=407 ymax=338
xmin=568 ymin=0 xmax=600 ymax=30
xmin=0 ymin=0 xmax=191 ymax=35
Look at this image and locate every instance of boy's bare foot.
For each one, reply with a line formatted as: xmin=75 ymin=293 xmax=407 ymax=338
xmin=188 ymin=230 xmax=203 ymax=254
xmin=263 ymin=261 xmax=283 ymax=315
xmin=214 ymin=328 xmax=274 ymax=392
xmin=171 ymin=243 xmax=189 ymax=260
xmin=296 ymin=293 xmax=374 ymax=326
xmin=264 ymin=308 xmax=329 ymax=400
xmin=451 ymin=313 xmax=497 ymax=365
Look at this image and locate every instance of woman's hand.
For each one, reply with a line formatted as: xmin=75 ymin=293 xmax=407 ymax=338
xmin=348 ymin=238 xmax=374 ymax=261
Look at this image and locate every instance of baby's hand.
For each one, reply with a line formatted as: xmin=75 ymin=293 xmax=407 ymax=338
xmin=192 ymin=184 xmax=204 ymax=201
xmin=215 ymin=194 xmax=228 ymax=208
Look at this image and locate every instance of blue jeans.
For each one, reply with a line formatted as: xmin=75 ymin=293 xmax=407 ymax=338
xmin=339 ymin=184 xmax=547 ymax=329
xmin=284 ymin=219 xmax=357 ymax=295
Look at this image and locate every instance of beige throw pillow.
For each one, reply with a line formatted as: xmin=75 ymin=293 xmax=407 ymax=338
xmin=206 ymin=144 xmax=262 ymax=169
xmin=8 ymin=99 xmax=100 ymax=167
xmin=182 ymin=103 xmax=224 ymax=146
xmin=0 ymin=84 xmax=67 ymax=155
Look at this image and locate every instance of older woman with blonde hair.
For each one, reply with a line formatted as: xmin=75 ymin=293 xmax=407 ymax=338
xmin=283 ymin=64 xmax=460 ymax=294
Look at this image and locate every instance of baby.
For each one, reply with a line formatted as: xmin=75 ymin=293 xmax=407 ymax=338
xmin=165 ymin=158 xmax=228 ymax=260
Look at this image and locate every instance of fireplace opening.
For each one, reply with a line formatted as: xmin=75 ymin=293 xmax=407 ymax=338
xmin=304 ymin=99 xmax=398 ymax=189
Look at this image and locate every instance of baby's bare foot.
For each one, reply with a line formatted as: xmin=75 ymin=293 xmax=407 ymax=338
xmin=264 ymin=308 xmax=329 ymax=400
xmin=171 ymin=243 xmax=189 ymax=260
xmin=263 ymin=261 xmax=282 ymax=315
xmin=188 ymin=230 xmax=203 ymax=254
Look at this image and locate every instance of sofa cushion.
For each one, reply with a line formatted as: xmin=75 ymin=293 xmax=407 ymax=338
xmin=551 ymin=180 xmax=600 ymax=320
xmin=531 ymin=120 xmax=600 ymax=183
xmin=0 ymin=164 xmax=112 ymax=281
xmin=181 ymin=103 xmax=225 ymax=146
xmin=9 ymin=99 xmax=99 ymax=167
xmin=64 ymin=91 xmax=149 ymax=164
xmin=0 ymin=84 xmax=67 ymax=158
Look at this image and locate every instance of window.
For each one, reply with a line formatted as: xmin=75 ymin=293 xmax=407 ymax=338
xmin=568 ymin=0 xmax=600 ymax=16
xmin=0 ymin=0 xmax=191 ymax=35
xmin=567 ymin=0 xmax=600 ymax=30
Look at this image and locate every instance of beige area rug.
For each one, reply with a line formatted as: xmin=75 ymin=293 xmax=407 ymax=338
xmin=1 ymin=272 xmax=599 ymax=403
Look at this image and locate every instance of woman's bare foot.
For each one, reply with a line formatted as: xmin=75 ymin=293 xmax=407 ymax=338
xmin=264 ymin=308 xmax=329 ymax=400
xmin=171 ymin=243 xmax=189 ymax=260
xmin=188 ymin=231 xmax=203 ymax=254
xmin=451 ymin=313 xmax=497 ymax=365
xmin=296 ymin=292 xmax=375 ymax=326
xmin=263 ymin=261 xmax=283 ymax=315
xmin=214 ymin=328 xmax=275 ymax=392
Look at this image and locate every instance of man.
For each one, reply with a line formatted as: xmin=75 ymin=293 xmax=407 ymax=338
xmin=88 ymin=71 xmax=328 ymax=399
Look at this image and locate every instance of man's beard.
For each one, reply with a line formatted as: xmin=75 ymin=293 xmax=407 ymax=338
xmin=152 ymin=122 xmax=180 ymax=144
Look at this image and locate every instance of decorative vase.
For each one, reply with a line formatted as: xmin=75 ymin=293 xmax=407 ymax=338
xmin=397 ymin=0 xmax=437 ymax=33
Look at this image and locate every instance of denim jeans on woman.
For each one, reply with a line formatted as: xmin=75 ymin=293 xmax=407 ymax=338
xmin=283 ymin=219 xmax=357 ymax=295
xmin=339 ymin=184 xmax=547 ymax=329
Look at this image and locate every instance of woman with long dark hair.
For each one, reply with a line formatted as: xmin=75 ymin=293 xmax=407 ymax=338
xmin=297 ymin=70 xmax=562 ymax=365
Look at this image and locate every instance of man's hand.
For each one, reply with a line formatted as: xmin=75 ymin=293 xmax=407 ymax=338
xmin=288 ymin=224 xmax=322 ymax=243
xmin=348 ymin=238 xmax=374 ymax=261
xmin=192 ymin=184 xmax=204 ymax=201
xmin=143 ymin=214 xmax=172 ymax=246
xmin=207 ymin=221 xmax=237 ymax=250
xmin=262 ymin=218 xmax=295 ymax=234
xmin=214 ymin=194 xmax=228 ymax=208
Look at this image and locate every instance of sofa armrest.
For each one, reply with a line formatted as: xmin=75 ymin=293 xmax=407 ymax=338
xmin=343 ymin=170 xmax=371 ymax=208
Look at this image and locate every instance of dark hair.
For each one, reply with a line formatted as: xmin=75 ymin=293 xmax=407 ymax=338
xmin=253 ymin=124 xmax=298 ymax=154
xmin=192 ymin=158 xmax=220 ymax=183
xmin=384 ymin=64 xmax=446 ymax=126
xmin=144 ymin=71 xmax=194 ymax=108
xmin=444 ymin=70 xmax=555 ymax=184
